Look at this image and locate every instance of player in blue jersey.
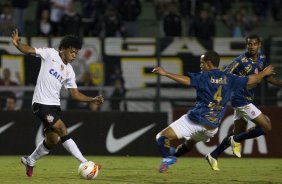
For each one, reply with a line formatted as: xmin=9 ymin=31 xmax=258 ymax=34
xmin=152 ymin=50 xmax=274 ymax=173
xmin=205 ymin=34 xmax=282 ymax=171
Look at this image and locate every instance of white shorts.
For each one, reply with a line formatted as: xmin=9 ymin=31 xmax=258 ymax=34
xmin=169 ymin=114 xmax=218 ymax=142
xmin=233 ymin=103 xmax=262 ymax=121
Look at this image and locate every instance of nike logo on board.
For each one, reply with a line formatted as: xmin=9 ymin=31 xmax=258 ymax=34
xmin=106 ymin=123 xmax=156 ymax=153
xmin=35 ymin=122 xmax=83 ymax=146
xmin=0 ymin=122 xmax=14 ymax=134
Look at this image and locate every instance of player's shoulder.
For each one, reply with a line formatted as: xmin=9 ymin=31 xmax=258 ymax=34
xmin=208 ymin=69 xmax=224 ymax=75
xmin=259 ymin=53 xmax=266 ymax=60
xmin=36 ymin=47 xmax=56 ymax=53
xmin=225 ymin=72 xmax=247 ymax=83
xmin=205 ymin=69 xmax=225 ymax=79
xmin=234 ymin=52 xmax=248 ymax=62
xmin=66 ymin=63 xmax=75 ymax=73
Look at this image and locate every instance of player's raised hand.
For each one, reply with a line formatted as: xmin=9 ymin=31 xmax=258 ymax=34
xmin=11 ymin=29 xmax=21 ymax=47
xmin=91 ymin=95 xmax=104 ymax=105
xmin=152 ymin=67 xmax=167 ymax=76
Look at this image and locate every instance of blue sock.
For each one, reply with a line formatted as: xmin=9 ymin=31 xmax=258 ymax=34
xmin=156 ymin=136 xmax=171 ymax=158
xmin=210 ymin=134 xmax=233 ymax=159
xmin=233 ymin=126 xmax=265 ymax=142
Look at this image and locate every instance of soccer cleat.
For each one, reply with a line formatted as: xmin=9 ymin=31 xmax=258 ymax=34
xmin=21 ymin=157 xmax=34 ymax=177
xmin=159 ymin=156 xmax=177 ymax=173
xmin=205 ymin=154 xmax=220 ymax=171
xmin=230 ymin=136 xmax=241 ymax=158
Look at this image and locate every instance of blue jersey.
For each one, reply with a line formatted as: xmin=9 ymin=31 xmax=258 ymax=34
xmin=224 ymin=52 xmax=268 ymax=107
xmin=188 ymin=69 xmax=248 ymax=128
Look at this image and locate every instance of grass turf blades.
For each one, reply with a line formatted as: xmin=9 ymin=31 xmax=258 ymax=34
xmin=0 ymin=156 xmax=281 ymax=184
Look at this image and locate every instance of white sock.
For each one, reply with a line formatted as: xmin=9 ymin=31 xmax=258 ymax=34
xmin=28 ymin=140 xmax=50 ymax=166
xmin=62 ymin=139 xmax=87 ymax=163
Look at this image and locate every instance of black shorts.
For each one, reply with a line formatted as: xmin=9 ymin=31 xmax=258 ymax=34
xmin=32 ymin=103 xmax=61 ymax=133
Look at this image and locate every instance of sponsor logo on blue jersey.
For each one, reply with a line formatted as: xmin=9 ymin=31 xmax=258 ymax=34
xmin=210 ymin=76 xmax=227 ymax=84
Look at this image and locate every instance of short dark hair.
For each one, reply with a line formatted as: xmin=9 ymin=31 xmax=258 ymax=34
xmin=59 ymin=35 xmax=82 ymax=50
xmin=203 ymin=51 xmax=220 ymax=67
xmin=245 ymin=34 xmax=261 ymax=44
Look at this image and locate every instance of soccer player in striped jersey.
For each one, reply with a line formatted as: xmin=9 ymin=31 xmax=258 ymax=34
xmin=152 ymin=51 xmax=274 ymax=173
xmin=11 ymin=29 xmax=104 ymax=177
xmin=206 ymin=34 xmax=282 ymax=170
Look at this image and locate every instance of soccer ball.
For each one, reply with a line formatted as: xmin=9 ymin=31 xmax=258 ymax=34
xmin=78 ymin=161 xmax=99 ymax=180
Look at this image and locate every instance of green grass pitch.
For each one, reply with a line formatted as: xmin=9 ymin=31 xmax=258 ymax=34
xmin=0 ymin=156 xmax=282 ymax=184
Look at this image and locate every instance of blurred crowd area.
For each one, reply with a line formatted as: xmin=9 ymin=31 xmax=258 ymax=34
xmin=0 ymin=65 xmax=126 ymax=112
xmin=0 ymin=0 xmax=281 ymax=38
xmin=1 ymin=0 xmax=282 ymax=112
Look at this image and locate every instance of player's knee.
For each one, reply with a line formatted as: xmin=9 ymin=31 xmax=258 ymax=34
xmin=264 ymin=116 xmax=272 ymax=132
xmin=59 ymin=129 xmax=68 ymax=137
xmin=53 ymin=125 xmax=68 ymax=137
xmin=156 ymin=132 xmax=162 ymax=141
xmin=60 ymin=135 xmax=71 ymax=143
xmin=260 ymin=124 xmax=271 ymax=134
xmin=264 ymin=123 xmax=272 ymax=132
xmin=267 ymin=119 xmax=272 ymax=131
xmin=46 ymin=138 xmax=59 ymax=148
xmin=156 ymin=131 xmax=171 ymax=141
xmin=264 ymin=119 xmax=272 ymax=132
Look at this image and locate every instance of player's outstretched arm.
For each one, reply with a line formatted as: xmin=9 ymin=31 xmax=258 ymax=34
xmin=68 ymin=88 xmax=104 ymax=105
xmin=247 ymin=65 xmax=274 ymax=87
xmin=152 ymin=66 xmax=191 ymax=86
xmin=11 ymin=29 xmax=35 ymax=55
xmin=267 ymin=75 xmax=282 ymax=88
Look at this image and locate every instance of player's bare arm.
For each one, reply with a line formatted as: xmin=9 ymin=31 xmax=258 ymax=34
xmin=267 ymin=75 xmax=282 ymax=88
xmin=68 ymin=88 xmax=104 ymax=104
xmin=247 ymin=65 xmax=274 ymax=87
xmin=11 ymin=29 xmax=35 ymax=55
xmin=152 ymin=66 xmax=191 ymax=85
